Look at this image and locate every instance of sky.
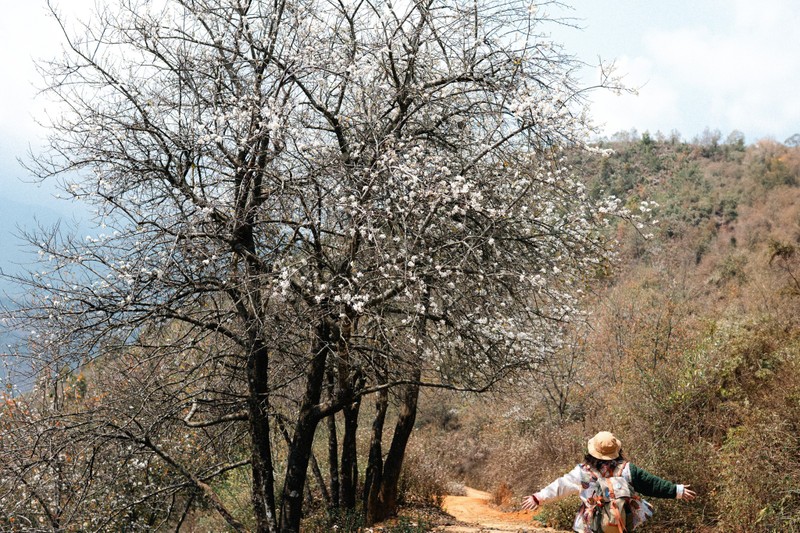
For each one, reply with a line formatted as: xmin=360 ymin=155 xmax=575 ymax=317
xmin=2 ymin=0 xmax=800 ymax=201
xmin=0 ymin=0 xmax=95 ymax=206
xmin=0 ymin=0 xmax=798 ymax=369
xmin=549 ymin=0 xmax=800 ymax=144
xmin=0 ymin=1 xmax=798 ymax=219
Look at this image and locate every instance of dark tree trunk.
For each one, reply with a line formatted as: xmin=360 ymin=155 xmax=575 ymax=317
xmin=278 ymin=322 xmax=331 ymax=533
xmin=363 ymin=385 xmax=389 ymax=525
xmin=234 ymin=170 xmax=277 ymax=531
xmin=276 ymin=416 xmax=331 ymax=506
xmin=310 ymin=452 xmax=331 ymax=506
xmin=326 ymin=369 xmax=340 ymax=509
xmin=247 ymin=342 xmax=278 ymax=533
xmin=336 ymin=312 xmax=360 ymax=509
xmin=365 ymin=363 xmax=421 ymax=524
xmin=339 ymin=399 xmax=360 ymax=509
xmin=366 ymin=295 xmax=427 ymax=525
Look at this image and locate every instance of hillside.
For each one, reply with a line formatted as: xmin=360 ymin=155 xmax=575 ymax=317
xmin=407 ymin=135 xmax=800 ymax=532
xmin=4 ymin=136 xmax=800 ymax=532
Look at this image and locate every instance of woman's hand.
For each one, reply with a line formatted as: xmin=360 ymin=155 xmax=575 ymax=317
xmin=521 ymin=495 xmax=539 ymax=511
xmin=680 ymin=485 xmax=697 ymax=501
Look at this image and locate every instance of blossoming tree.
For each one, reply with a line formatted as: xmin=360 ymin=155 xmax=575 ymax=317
xmin=2 ymin=0 xmax=634 ymax=531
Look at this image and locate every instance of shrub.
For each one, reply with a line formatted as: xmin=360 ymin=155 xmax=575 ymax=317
xmin=491 ymin=482 xmax=513 ymax=508
xmin=531 ymin=496 xmax=581 ymax=530
xmin=398 ymin=439 xmax=448 ymax=507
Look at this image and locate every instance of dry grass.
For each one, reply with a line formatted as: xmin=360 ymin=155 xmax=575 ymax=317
xmin=403 ymin=140 xmax=800 ymax=531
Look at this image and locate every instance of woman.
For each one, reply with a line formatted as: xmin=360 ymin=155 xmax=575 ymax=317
xmin=521 ymin=431 xmax=697 ymax=533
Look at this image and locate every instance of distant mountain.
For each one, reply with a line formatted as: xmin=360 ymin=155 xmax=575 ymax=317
xmin=0 ymin=195 xmax=87 ymax=389
xmin=0 ymin=195 xmax=85 ymax=293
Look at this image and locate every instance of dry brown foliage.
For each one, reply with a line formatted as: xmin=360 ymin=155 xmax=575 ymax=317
xmin=404 ymin=137 xmax=800 ymax=532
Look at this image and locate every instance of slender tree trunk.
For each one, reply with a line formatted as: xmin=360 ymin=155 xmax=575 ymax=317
xmin=339 ymin=399 xmax=360 ymax=509
xmin=326 ymin=369 xmax=340 ymax=509
xmin=366 ymin=295 xmax=427 ymax=524
xmin=247 ymin=342 xmax=278 ymax=533
xmin=278 ymin=322 xmax=331 ymax=533
xmin=276 ymin=415 xmax=331 ymax=506
xmin=235 ymin=174 xmax=276 ymax=531
xmin=336 ymin=312 xmax=359 ymax=509
xmin=368 ymin=373 xmax=420 ymax=524
xmin=310 ymin=452 xmax=331 ymax=506
xmin=364 ymin=385 xmax=389 ymax=525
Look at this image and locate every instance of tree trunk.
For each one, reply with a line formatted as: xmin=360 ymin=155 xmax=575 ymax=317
xmin=326 ymin=369 xmax=340 ymax=509
xmin=366 ymin=370 xmax=421 ymax=524
xmin=247 ymin=342 xmax=278 ymax=533
xmin=276 ymin=415 xmax=331 ymax=506
xmin=278 ymin=322 xmax=331 ymax=533
xmin=339 ymin=399 xmax=360 ymax=509
xmin=335 ymin=313 xmax=359 ymax=509
xmin=366 ymin=296 xmax=427 ymax=524
xmin=236 ymin=173 xmax=277 ymax=532
xmin=310 ymin=453 xmax=331 ymax=506
xmin=363 ymin=385 xmax=389 ymax=525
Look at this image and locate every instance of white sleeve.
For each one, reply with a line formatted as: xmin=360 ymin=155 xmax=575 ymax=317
xmin=534 ymin=465 xmax=583 ymax=504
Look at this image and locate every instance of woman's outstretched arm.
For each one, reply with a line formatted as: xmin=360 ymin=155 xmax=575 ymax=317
xmin=521 ymin=465 xmax=583 ymax=510
xmin=628 ymin=464 xmax=697 ymax=500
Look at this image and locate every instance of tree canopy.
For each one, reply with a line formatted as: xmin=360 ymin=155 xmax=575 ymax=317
xmin=1 ymin=0 xmax=633 ymax=531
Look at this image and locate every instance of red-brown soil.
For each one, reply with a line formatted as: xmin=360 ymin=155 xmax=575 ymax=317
xmin=438 ymin=486 xmax=568 ymax=532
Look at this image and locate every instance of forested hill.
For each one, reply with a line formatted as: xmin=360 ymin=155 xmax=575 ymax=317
xmin=410 ymin=134 xmax=800 ymax=532
xmin=581 ymin=133 xmax=799 ymax=248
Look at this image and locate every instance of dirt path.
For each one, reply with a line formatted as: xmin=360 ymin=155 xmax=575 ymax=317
xmin=439 ymin=487 xmax=567 ymax=533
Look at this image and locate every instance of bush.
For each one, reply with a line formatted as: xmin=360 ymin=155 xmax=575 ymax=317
xmin=716 ymin=416 xmax=800 ymax=530
xmin=491 ymin=482 xmax=513 ymax=508
xmin=531 ymin=496 xmax=581 ymax=530
xmin=398 ymin=439 xmax=448 ymax=507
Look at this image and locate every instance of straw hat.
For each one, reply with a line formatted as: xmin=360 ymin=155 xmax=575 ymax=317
xmin=587 ymin=431 xmax=622 ymax=460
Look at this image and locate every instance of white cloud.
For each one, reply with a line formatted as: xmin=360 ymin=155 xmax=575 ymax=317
xmin=649 ymin=2 xmax=800 ymax=140
xmin=578 ymin=0 xmax=800 ymax=142
xmin=0 ymin=1 xmax=97 ymax=143
xmin=0 ymin=1 xmax=97 ymax=203
xmin=586 ymin=56 xmax=680 ymax=137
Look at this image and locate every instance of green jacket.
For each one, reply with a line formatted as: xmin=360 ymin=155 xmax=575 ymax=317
xmin=629 ymin=464 xmax=678 ymax=498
